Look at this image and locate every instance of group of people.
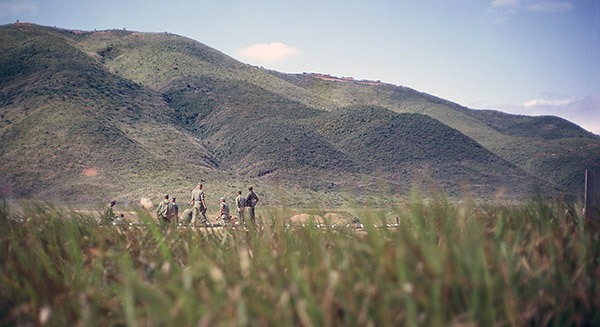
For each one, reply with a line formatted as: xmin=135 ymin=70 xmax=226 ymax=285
xmin=156 ymin=183 xmax=260 ymax=227
xmin=155 ymin=194 xmax=180 ymax=224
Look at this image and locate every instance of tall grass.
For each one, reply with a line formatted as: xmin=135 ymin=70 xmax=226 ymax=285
xmin=1 ymin=195 xmax=598 ymax=326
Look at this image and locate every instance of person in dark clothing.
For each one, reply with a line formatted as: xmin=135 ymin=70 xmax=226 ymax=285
xmin=245 ymin=186 xmax=259 ymax=224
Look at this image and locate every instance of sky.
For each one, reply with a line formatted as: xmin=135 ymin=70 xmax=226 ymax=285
xmin=1 ymin=0 xmax=599 ymax=134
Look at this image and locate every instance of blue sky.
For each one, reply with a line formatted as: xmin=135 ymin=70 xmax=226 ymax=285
xmin=1 ymin=0 xmax=599 ymax=133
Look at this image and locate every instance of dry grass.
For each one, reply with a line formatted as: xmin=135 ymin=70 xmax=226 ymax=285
xmin=1 ymin=193 xmax=599 ymax=326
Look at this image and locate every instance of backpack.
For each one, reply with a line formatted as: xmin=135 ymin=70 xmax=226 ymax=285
xmin=166 ymin=201 xmax=175 ymax=218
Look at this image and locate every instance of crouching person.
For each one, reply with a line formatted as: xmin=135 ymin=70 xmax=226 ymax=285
xmin=179 ymin=208 xmax=193 ymax=225
xmin=100 ymin=200 xmax=117 ymax=225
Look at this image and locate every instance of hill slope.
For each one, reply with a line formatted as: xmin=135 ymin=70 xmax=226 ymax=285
xmin=1 ymin=23 xmax=596 ymax=202
xmin=272 ymin=73 xmax=600 ymax=194
xmin=308 ymin=105 xmax=549 ymax=195
xmin=69 ymin=25 xmax=600 ymax=195
xmin=0 ymin=23 xmax=217 ymax=199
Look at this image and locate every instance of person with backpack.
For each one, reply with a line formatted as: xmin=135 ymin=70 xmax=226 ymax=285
xmin=156 ymin=194 xmax=174 ymax=223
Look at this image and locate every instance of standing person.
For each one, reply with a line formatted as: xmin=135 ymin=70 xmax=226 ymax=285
xmin=245 ymin=186 xmax=259 ymax=224
xmin=235 ymin=190 xmax=246 ymax=226
xmin=218 ymin=197 xmax=231 ymax=225
xmin=156 ymin=194 xmax=173 ymax=223
xmin=170 ymin=197 xmax=179 ymax=221
xmin=191 ymin=183 xmax=209 ymax=227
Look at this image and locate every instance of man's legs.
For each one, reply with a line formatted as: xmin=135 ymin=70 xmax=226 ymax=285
xmin=192 ymin=205 xmax=210 ymax=227
xmin=191 ymin=205 xmax=200 ymax=226
xmin=200 ymin=208 xmax=209 ymax=226
xmin=238 ymin=210 xmax=245 ymax=227
xmin=248 ymin=207 xmax=256 ymax=224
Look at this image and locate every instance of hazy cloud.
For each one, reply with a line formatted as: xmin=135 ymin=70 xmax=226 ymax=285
xmin=522 ymin=97 xmax=577 ymax=107
xmin=487 ymin=0 xmax=573 ymax=22
xmin=487 ymin=0 xmax=521 ymax=22
xmin=0 ymin=0 xmax=37 ymax=18
xmin=496 ymin=94 xmax=600 ymax=135
xmin=492 ymin=0 xmax=521 ymax=8
xmin=236 ymin=42 xmax=299 ymax=65
xmin=527 ymin=0 xmax=573 ymax=13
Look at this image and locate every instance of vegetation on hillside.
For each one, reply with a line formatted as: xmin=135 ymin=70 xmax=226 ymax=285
xmin=0 ymin=24 xmax=216 ymax=200
xmin=273 ymin=73 xmax=600 ymax=196
xmin=1 ymin=23 xmax=598 ymax=201
xmin=463 ymin=109 xmax=598 ymax=140
xmin=308 ymin=105 xmax=554 ymax=196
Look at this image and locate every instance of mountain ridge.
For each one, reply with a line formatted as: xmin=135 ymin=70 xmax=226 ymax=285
xmin=1 ymin=23 xmax=597 ymax=203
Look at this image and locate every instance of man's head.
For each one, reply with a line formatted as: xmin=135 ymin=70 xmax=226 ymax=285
xmin=197 ymin=183 xmax=203 ymax=189
xmin=171 ymin=197 xmax=176 ymax=202
xmin=248 ymin=186 xmax=253 ymax=192
xmin=163 ymin=194 xmax=169 ymax=200
xmin=237 ymin=190 xmax=242 ymax=195
xmin=220 ymin=197 xmax=226 ymax=203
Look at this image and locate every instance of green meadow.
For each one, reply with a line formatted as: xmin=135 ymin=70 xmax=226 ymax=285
xmin=1 ymin=193 xmax=598 ymax=326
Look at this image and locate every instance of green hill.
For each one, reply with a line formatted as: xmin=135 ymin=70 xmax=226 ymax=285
xmin=460 ymin=109 xmax=600 ymax=191
xmin=0 ymin=23 xmax=597 ymax=203
xmin=272 ymin=73 xmax=600 ymax=195
xmin=69 ymin=25 xmax=600 ymax=196
xmin=308 ymin=105 xmax=552 ymax=195
xmin=0 ymin=23 xmax=217 ymax=200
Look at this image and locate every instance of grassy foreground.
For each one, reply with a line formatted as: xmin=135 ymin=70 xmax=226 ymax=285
xmin=1 ymin=194 xmax=599 ymax=326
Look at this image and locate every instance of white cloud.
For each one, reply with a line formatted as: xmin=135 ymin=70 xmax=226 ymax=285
xmin=487 ymin=0 xmax=522 ymax=23
xmin=527 ymin=0 xmax=573 ymax=13
xmin=486 ymin=0 xmax=574 ymax=23
xmin=236 ymin=42 xmax=299 ymax=65
xmin=522 ymin=97 xmax=577 ymax=107
xmin=0 ymin=0 xmax=37 ymax=18
xmin=492 ymin=0 xmax=521 ymax=8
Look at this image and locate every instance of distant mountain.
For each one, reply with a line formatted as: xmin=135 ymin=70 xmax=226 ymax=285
xmin=1 ymin=23 xmax=597 ymax=203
